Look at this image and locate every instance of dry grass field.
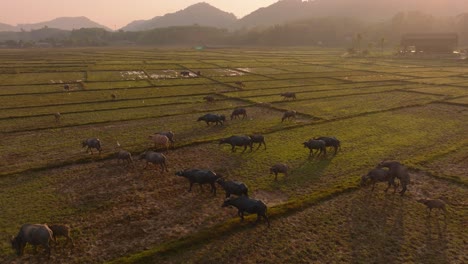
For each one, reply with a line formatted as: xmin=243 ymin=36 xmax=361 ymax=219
xmin=0 ymin=47 xmax=466 ymax=264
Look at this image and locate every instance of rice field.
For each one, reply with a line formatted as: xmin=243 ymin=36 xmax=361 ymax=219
xmin=0 ymin=47 xmax=466 ymax=264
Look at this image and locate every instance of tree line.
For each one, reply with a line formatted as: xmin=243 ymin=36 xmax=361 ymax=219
xmin=1 ymin=12 xmax=467 ymax=49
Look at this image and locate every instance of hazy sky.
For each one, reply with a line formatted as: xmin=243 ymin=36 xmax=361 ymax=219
xmin=1 ymin=0 xmax=279 ymax=29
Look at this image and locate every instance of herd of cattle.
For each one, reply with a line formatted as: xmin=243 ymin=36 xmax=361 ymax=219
xmin=10 ymin=90 xmax=447 ymax=259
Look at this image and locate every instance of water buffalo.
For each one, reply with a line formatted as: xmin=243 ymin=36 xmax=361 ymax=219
xmin=219 ymin=135 xmax=253 ymax=153
xmin=11 ymin=224 xmax=53 ymax=259
xmin=377 ymin=160 xmax=410 ymax=196
xmin=222 ymin=196 xmax=270 ymax=227
xmin=360 ymin=168 xmax=397 ymax=192
xmin=53 ymin=112 xmax=61 ymax=123
xmin=281 ymin=110 xmax=296 ymax=122
xmin=203 ymin=96 xmax=215 ymax=103
xmin=303 ymin=139 xmax=326 ymax=157
xmin=231 ymin=108 xmax=247 ymax=120
xmin=175 ymin=169 xmax=221 ymax=195
xmin=314 ymin=136 xmax=341 ymax=155
xmin=234 ymin=81 xmax=245 ymax=88
xmin=139 ymin=151 xmax=168 ymax=173
xmin=216 ymin=178 xmax=249 ymax=198
xmin=197 ymin=114 xmax=226 ymax=126
xmin=280 ymin=92 xmax=297 ymax=100
xmin=116 ymin=150 xmax=134 ymax=167
xmin=180 ymin=71 xmax=191 ymax=77
xmin=148 ymin=134 xmax=170 ymax=151
xmin=156 ymin=131 xmax=175 ymax=147
xmin=82 ymin=138 xmax=102 ymax=154
xmin=417 ymin=199 xmax=447 ymax=218
xmin=249 ymin=134 xmax=266 ymax=150
xmin=270 ymin=163 xmax=289 ymax=180
xmin=49 ymin=224 xmax=74 ymax=247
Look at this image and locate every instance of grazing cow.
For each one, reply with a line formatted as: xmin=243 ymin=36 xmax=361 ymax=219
xmin=63 ymin=84 xmax=70 ymax=91
xmin=197 ymin=114 xmax=226 ymax=126
xmin=156 ymin=131 xmax=175 ymax=147
xmin=139 ymin=151 xmax=168 ymax=173
xmin=175 ymin=169 xmax=221 ymax=195
xmin=314 ymin=136 xmax=341 ymax=155
xmin=417 ymin=199 xmax=447 ymax=218
xmin=48 ymin=224 xmax=74 ymax=247
xmin=281 ymin=110 xmax=297 ymax=122
xmin=53 ymin=112 xmax=61 ymax=123
xmin=219 ymin=135 xmax=253 ymax=153
xmin=11 ymin=224 xmax=53 ymax=259
xmin=377 ymin=160 xmax=410 ymax=196
xmin=234 ymin=81 xmax=245 ymax=88
xmin=303 ymin=139 xmax=327 ymax=157
xmin=82 ymin=138 xmax=102 ymax=154
xmin=231 ymin=108 xmax=247 ymax=120
xmin=360 ymin=168 xmax=397 ymax=192
xmin=270 ymin=163 xmax=289 ymax=180
xmin=222 ymin=196 xmax=270 ymax=227
xmin=216 ymin=178 xmax=249 ymax=198
xmin=280 ymin=92 xmax=297 ymax=100
xmin=249 ymin=134 xmax=266 ymax=150
xmin=180 ymin=71 xmax=191 ymax=77
xmin=148 ymin=134 xmax=170 ymax=151
xmin=203 ymin=96 xmax=215 ymax=103
xmin=116 ymin=150 xmax=134 ymax=167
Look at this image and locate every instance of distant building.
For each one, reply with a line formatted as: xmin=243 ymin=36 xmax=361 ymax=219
xmin=401 ymin=33 xmax=458 ymax=53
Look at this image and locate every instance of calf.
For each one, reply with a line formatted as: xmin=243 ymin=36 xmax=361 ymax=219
xmin=148 ymin=134 xmax=170 ymax=151
xmin=82 ymin=138 xmax=102 ymax=154
xmin=249 ymin=134 xmax=266 ymax=150
xmin=280 ymin=92 xmax=297 ymax=100
xmin=231 ymin=108 xmax=247 ymax=120
xmin=116 ymin=150 xmax=134 ymax=167
xmin=49 ymin=224 xmax=74 ymax=247
xmin=314 ymin=136 xmax=341 ymax=155
xmin=281 ymin=110 xmax=296 ymax=122
xmin=222 ymin=196 xmax=270 ymax=227
xmin=360 ymin=168 xmax=397 ymax=192
xmin=417 ymin=199 xmax=447 ymax=218
xmin=11 ymin=224 xmax=53 ymax=259
xmin=270 ymin=163 xmax=289 ymax=180
xmin=139 ymin=151 xmax=168 ymax=173
xmin=156 ymin=131 xmax=175 ymax=147
xmin=216 ymin=178 xmax=249 ymax=198
xmin=197 ymin=114 xmax=226 ymax=126
xmin=303 ymin=139 xmax=326 ymax=157
xmin=175 ymin=169 xmax=221 ymax=195
xmin=219 ymin=135 xmax=253 ymax=153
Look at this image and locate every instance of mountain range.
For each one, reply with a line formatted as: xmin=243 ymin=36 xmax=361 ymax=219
xmin=1 ymin=0 xmax=468 ymax=32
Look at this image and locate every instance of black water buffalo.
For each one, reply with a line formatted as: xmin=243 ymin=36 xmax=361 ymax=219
xmin=222 ymin=196 xmax=270 ymax=227
xmin=303 ymin=139 xmax=327 ymax=157
xmin=180 ymin=71 xmax=191 ymax=77
xmin=139 ymin=151 xmax=168 ymax=173
xmin=314 ymin=136 xmax=341 ymax=154
xmin=249 ymin=134 xmax=266 ymax=150
xmin=82 ymin=138 xmax=102 ymax=154
xmin=203 ymin=96 xmax=215 ymax=103
xmin=360 ymin=168 xmax=397 ymax=192
xmin=49 ymin=224 xmax=74 ymax=247
xmin=377 ymin=160 xmax=410 ymax=196
xmin=197 ymin=114 xmax=226 ymax=126
xmin=231 ymin=108 xmax=247 ymax=120
xmin=219 ymin=135 xmax=253 ymax=153
xmin=11 ymin=224 xmax=53 ymax=258
xmin=175 ymin=169 xmax=221 ymax=195
xmin=280 ymin=92 xmax=297 ymax=100
xmin=216 ymin=178 xmax=249 ymax=198
xmin=270 ymin=163 xmax=289 ymax=180
xmin=281 ymin=110 xmax=296 ymax=122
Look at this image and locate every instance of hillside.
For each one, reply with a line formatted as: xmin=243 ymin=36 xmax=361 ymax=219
xmin=0 ymin=22 xmax=15 ymax=32
xmin=121 ymin=2 xmax=237 ymax=31
xmin=14 ymin=16 xmax=112 ymax=31
xmin=235 ymin=0 xmax=468 ymax=29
